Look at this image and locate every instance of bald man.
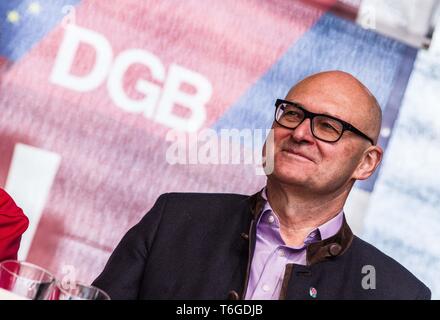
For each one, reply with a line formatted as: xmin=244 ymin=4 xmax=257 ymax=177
xmin=93 ymin=71 xmax=431 ymax=300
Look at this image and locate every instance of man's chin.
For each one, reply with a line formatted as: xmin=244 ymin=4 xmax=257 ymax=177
xmin=273 ymin=156 xmax=314 ymax=173
xmin=269 ymin=169 xmax=313 ymax=187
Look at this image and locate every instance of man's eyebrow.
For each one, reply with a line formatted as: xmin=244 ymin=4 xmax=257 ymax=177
xmin=321 ymin=111 xmax=344 ymax=119
xmin=304 ymin=105 xmax=342 ymax=119
xmin=287 ymin=100 xmax=344 ymax=119
xmin=312 ymin=107 xmax=345 ymax=120
xmin=317 ymin=110 xmax=335 ymax=117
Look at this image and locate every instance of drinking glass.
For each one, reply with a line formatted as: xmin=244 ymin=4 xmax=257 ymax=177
xmin=0 ymin=260 xmax=55 ymax=300
xmin=53 ymin=282 xmax=110 ymax=300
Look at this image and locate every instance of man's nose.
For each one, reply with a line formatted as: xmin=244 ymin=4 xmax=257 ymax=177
xmin=289 ymin=118 xmax=315 ymax=143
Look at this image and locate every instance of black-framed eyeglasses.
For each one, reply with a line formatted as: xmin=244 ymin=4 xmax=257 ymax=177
xmin=274 ymin=99 xmax=375 ymax=145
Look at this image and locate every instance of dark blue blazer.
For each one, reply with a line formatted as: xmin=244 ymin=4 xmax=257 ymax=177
xmin=93 ymin=192 xmax=431 ymax=300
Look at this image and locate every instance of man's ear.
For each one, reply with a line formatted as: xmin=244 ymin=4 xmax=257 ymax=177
xmin=352 ymin=145 xmax=383 ymax=181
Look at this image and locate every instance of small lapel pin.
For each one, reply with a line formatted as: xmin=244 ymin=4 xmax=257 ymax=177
xmin=309 ymin=287 xmax=317 ymax=298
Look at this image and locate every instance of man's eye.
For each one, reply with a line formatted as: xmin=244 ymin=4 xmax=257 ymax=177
xmin=285 ymin=111 xmax=300 ymax=116
xmin=320 ymin=122 xmax=338 ymax=132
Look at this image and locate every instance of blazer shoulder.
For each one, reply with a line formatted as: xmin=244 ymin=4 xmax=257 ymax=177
xmin=142 ymin=192 xmax=253 ymax=228
xmin=157 ymin=192 xmax=250 ymax=210
xmin=163 ymin=192 xmax=249 ymax=202
xmin=351 ymin=236 xmax=431 ymax=299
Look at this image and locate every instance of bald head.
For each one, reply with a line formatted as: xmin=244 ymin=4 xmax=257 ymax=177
xmin=286 ymin=71 xmax=382 ymax=144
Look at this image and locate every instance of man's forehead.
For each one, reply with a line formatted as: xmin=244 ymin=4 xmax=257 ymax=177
xmin=285 ymin=89 xmax=363 ymax=120
xmin=287 ymin=71 xmax=374 ymax=100
xmin=285 ymin=74 xmax=375 ymax=119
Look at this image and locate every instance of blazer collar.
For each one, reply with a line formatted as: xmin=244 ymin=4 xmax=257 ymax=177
xmin=247 ymin=189 xmax=354 ymax=265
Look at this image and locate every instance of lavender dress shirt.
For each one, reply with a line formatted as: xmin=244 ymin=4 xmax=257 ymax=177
xmin=245 ymin=188 xmax=344 ymax=300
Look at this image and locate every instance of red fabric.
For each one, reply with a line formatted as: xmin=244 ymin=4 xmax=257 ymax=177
xmin=0 ymin=189 xmax=29 ymax=262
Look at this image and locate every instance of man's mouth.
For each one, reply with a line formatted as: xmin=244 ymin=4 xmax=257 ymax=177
xmin=281 ymin=147 xmax=314 ymax=163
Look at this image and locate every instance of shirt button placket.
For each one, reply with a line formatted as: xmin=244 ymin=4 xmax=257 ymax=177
xmin=268 ymin=215 xmax=275 ymax=224
xmin=278 ymin=248 xmax=285 ymax=257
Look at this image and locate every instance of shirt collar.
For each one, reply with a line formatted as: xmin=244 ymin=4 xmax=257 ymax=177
xmin=259 ymin=187 xmax=344 ymax=242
